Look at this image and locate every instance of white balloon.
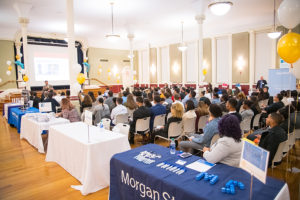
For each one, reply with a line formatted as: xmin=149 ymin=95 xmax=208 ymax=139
xmin=6 ymin=60 xmax=11 ymax=65
xmin=6 ymin=70 xmax=11 ymax=76
xmin=98 ymin=68 xmax=102 ymax=73
xmin=277 ymin=0 xmax=300 ymax=29
xmin=0 ymin=78 xmax=2 ymax=83
xmin=73 ymin=64 xmax=82 ymax=74
xmin=19 ymin=53 xmax=23 ymax=57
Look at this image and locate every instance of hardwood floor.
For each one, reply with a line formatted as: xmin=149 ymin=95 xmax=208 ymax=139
xmin=0 ymin=115 xmax=299 ymax=199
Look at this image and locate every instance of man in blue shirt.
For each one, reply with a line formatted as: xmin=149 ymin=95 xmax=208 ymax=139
xmin=182 ymin=88 xmax=190 ymax=105
xmin=150 ymin=95 xmax=166 ymax=132
xmin=189 ymin=90 xmax=198 ymax=107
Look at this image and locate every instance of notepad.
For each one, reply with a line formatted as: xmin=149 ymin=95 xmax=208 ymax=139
xmin=186 ymin=159 xmax=215 ymax=172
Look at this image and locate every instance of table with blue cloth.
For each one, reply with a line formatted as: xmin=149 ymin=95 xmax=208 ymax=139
xmin=8 ymin=107 xmax=39 ymax=133
xmin=110 ymin=144 xmax=289 ymax=200
xmin=3 ymin=103 xmax=21 ymax=120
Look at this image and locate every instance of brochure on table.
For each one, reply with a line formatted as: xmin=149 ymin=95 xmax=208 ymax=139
xmin=239 ymin=139 xmax=269 ymax=184
xmin=186 ymin=159 xmax=215 ymax=172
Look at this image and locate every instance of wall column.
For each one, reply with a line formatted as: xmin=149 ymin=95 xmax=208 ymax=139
xmin=211 ymin=37 xmax=217 ymax=86
xmin=157 ymin=47 xmax=161 ymax=85
xmin=249 ymin=30 xmax=255 ymax=88
xmin=66 ymin=0 xmax=77 ymax=95
xmin=181 ymin=49 xmax=187 ymax=86
xmin=228 ymin=34 xmax=233 ymax=88
xmin=195 ymin=15 xmax=205 ymax=87
xmin=271 ymin=38 xmax=277 ymax=69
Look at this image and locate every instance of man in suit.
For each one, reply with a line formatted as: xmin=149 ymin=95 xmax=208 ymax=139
xmin=129 ymin=96 xmax=151 ymax=144
xmin=256 ymin=76 xmax=267 ymax=89
xmin=226 ymin=98 xmax=242 ymax=122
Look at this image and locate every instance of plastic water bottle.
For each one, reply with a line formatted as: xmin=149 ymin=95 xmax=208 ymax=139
xmin=99 ymin=121 xmax=104 ymax=131
xmin=170 ymin=138 xmax=176 ymax=154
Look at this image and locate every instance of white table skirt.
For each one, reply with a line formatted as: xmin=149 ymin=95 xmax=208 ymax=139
xmin=20 ymin=116 xmax=70 ymax=153
xmin=4 ymin=103 xmax=21 ymax=119
xmin=45 ymin=122 xmax=131 ymax=195
xmin=275 ymin=183 xmax=290 ymax=200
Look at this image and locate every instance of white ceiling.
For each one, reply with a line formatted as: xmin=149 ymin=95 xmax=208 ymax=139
xmin=0 ymin=0 xmax=280 ymax=50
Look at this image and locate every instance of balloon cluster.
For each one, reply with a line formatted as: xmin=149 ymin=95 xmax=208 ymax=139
xmin=15 ymin=54 xmax=24 ymax=69
xmin=277 ymin=0 xmax=300 ymax=66
xmin=6 ymin=60 xmax=12 ymax=76
xmin=77 ymin=73 xmax=85 ymax=85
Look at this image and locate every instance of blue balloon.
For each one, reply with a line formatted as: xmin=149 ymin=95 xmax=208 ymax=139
xmin=83 ymin=62 xmax=90 ymax=72
xmin=15 ymin=61 xmax=24 ymax=69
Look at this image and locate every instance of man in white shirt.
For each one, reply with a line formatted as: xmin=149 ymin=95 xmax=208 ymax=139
xmin=111 ymin=97 xmax=128 ymax=125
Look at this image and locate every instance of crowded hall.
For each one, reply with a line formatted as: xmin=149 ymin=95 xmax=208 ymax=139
xmin=0 ymin=0 xmax=300 ymax=199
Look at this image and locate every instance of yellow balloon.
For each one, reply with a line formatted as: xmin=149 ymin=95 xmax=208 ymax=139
xmin=23 ymin=75 xmax=29 ymax=82
xmin=202 ymin=68 xmax=207 ymax=75
xmin=8 ymin=65 xmax=12 ymax=71
xmin=117 ymin=79 xmax=120 ymax=83
xmin=108 ymin=76 xmax=111 ymax=80
xmin=16 ymin=55 xmax=20 ymax=60
xmin=77 ymin=73 xmax=85 ymax=85
xmin=277 ymin=32 xmax=300 ymax=64
xmin=83 ymin=59 xmax=87 ymax=62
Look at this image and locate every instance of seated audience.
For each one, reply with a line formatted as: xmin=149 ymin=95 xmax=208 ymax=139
xmin=182 ymin=100 xmax=197 ymax=130
xmin=236 ymin=92 xmax=246 ymax=112
xmin=180 ymin=104 xmax=222 ymax=153
xmin=258 ymin=113 xmax=287 ymax=167
xmin=122 ymin=91 xmax=128 ymax=104
xmin=143 ymin=98 xmax=152 ymax=108
xmin=97 ymin=91 xmax=103 ymax=100
xmin=240 ymin=100 xmax=254 ymax=132
xmin=79 ymin=92 xmax=93 ymax=113
xmin=129 ymin=97 xmax=151 ymax=144
xmin=124 ymin=94 xmax=138 ymax=110
xmin=226 ymin=98 xmax=242 ymax=122
xmin=189 ymin=90 xmax=198 ymax=107
xmin=104 ymin=91 xmax=116 ymax=112
xmin=182 ymin=88 xmax=190 ymax=105
xmin=57 ymin=98 xmax=80 ymax=122
xmin=291 ymin=101 xmax=300 ymax=129
xmin=150 ymin=95 xmax=167 ymax=131
xmin=203 ymin=114 xmax=243 ymax=167
xmin=32 ymin=91 xmax=41 ymax=109
xmin=195 ymin=101 xmax=209 ymax=132
xmin=43 ymin=91 xmax=60 ymax=113
xmin=66 ymin=90 xmax=70 ymax=100
xmin=165 ymin=92 xmax=173 ymax=105
xmin=211 ymin=93 xmax=220 ymax=104
xmin=93 ymin=97 xmax=110 ymax=125
xmin=278 ymin=106 xmax=295 ymax=134
xmin=110 ymin=98 xmax=128 ymax=125
xmin=151 ymin=103 xmax=183 ymax=142
xmin=172 ymin=93 xmax=184 ymax=110
xmin=263 ymin=93 xmax=284 ymax=114
xmin=219 ymin=94 xmax=229 ymax=112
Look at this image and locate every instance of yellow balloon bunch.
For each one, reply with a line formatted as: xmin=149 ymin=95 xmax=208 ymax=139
xmin=23 ymin=75 xmax=29 ymax=82
xmin=277 ymin=32 xmax=300 ymax=64
xmin=77 ymin=73 xmax=85 ymax=85
xmin=8 ymin=65 xmax=12 ymax=71
xmin=202 ymin=68 xmax=207 ymax=76
xmin=16 ymin=55 xmax=20 ymax=60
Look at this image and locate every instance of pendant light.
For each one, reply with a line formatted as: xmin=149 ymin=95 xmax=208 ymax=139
xmin=105 ymin=2 xmax=120 ymax=42
xmin=178 ymin=21 xmax=187 ymax=52
xmin=208 ymin=1 xmax=233 ymax=16
xmin=267 ymin=0 xmax=281 ymax=39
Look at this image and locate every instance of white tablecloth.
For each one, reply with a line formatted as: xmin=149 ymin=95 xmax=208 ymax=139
xmin=20 ymin=116 xmax=70 ymax=153
xmin=45 ymin=122 xmax=131 ymax=195
xmin=4 ymin=103 xmax=21 ymax=119
xmin=275 ymin=183 xmax=290 ymax=200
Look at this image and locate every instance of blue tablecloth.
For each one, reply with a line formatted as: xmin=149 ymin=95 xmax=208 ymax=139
xmin=8 ymin=107 xmax=39 ymax=133
xmin=5 ymin=104 xmax=22 ymax=120
xmin=110 ymin=144 xmax=286 ymax=200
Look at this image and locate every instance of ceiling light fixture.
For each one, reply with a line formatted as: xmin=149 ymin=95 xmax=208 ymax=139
xmin=178 ymin=21 xmax=187 ymax=52
xmin=268 ymin=0 xmax=281 ymax=39
xmin=105 ymin=2 xmax=120 ymax=42
xmin=208 ymin=1 xmax=233 ymax=16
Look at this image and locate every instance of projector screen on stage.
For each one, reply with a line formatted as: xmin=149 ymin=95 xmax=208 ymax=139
xmin=27 ymin=44 xmax=77 ymax=87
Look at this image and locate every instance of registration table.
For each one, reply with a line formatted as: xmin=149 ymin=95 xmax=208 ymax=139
xmin=3 ymin=103 xmax=21 ymax=119
xmin=8 ymin=107 xmax=39 ymax=133
xmin=45 ymin=122 xmax=131 ymax=195
xmin=109 ymin=144 xmax=289 ymax=200
xmin=20 ymin=114 xmax=70 ymax=153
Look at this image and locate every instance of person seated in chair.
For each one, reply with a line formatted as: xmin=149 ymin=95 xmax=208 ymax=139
xmin=129 ymin=96 xmax=151 ymax=144
xmin=151 ymin=103 xmax=183 ymax=143
xmin=203 ymin=114 xmax=243 ymax=167
xmin=150 ymin=95 xmax=166 ymax=131
xmin=262 ymin=93 xmax=284 ymax=114
xmin=257 ymin=113 xmax=287 ymax=167
xmin=43 ymin=91 xmax=60 ymax=113
xmin=226 ymin=98 xmax=242 ymax=122
xmin=93 ymin=97 xmax=110 ymax=125
xmin=179 ymin=104 xmax=222 ymax=153
xmin=110 ymin=98 xmax=128 ymax=125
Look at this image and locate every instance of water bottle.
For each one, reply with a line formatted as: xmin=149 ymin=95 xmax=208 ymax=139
xmin=99 ymin=121 xmax=104 ymax=131
xmin=170 ymin=138 xmax=176 ymax=154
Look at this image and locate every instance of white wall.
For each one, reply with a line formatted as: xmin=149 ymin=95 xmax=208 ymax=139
xmin=255 ymin=32 xmax=272 ymax=83
xmin=141 ymin=50 xmax=149 ymax=84
xmin=216 ymin=37 xmax=230 ymax=84
xmin=186 ymin=42 xmax=198 ymax=83
xmin=160 ymin=46 xmax=170 ymax=83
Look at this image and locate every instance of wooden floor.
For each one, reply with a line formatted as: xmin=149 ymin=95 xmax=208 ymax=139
xmin=0 ymin=114 xmax=299 ymax=200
